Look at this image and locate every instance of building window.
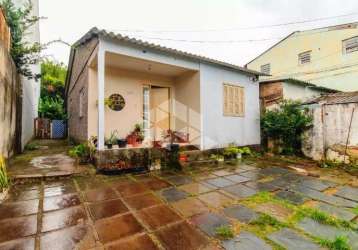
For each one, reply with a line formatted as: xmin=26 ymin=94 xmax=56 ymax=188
xmin=343 ymin=36 xmax=358 ymax=54
xmin=223 ymin=84 xmax=245 ymax=117
xmin=298 ymin=51 xmax=311 ymax=64
xmin=260 ymin=64 xmax=271 ymax=74
xmin=79 ymin=88 xmax=84 ymax=118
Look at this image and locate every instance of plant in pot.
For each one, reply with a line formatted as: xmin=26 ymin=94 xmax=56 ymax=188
xmin=223 ymin=146 xmax=240 ymax=161
xmin=105 ymin=131 xmax=118 ymax=149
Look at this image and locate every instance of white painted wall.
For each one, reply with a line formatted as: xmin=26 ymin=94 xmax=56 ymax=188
xmin=200 ymin=63 xmax=261 ymax=149
xmin=283 ymin=82 xmax=324 ymax=102
xmin=14 ymin=0 xmax=41 ymax=149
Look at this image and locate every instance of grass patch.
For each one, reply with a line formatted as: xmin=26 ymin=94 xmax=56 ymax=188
xmin=215 ymin=225 xmax=235 ymax=240
xmin=24 ymin=142 xmax=40 ymax=151
xmin=250 ymin=214 xmax=287 ymax=229
xmin=319 ymin=236 xmax=351 ymax=250
xmin=353 ymin=207 xmax=358 ymax=215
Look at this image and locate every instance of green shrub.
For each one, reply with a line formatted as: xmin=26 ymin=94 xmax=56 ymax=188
xmin=215 ymin=225 xmax=234 ymax=240
xmin=39 ymin=97 xmax=66 ymax=120
xmin=319 ymin=236 xmax=351 ymax=250
xmin=24 ymin=142 xmax=39 ymax=151
xmin=69 ymin=142 xmax=95 ymax=163
xmin=0 ymin=156 xmax=10 ymax=191
xmin=223 ymin=146 xmax=239 ymax=158
xmin=261 ymin=100 xmax=312 ymax=155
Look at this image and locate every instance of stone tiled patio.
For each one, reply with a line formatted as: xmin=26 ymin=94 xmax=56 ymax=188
xmin=1 ymin=161 xmax=358 ymax=250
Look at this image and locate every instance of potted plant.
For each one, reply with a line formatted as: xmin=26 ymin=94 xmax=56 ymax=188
xmin=117 ymin=138 xmax=127 ymax=148
xmin=105 ymin=131 xmax=118 ymax=149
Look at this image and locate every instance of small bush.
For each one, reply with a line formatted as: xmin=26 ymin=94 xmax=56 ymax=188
xmin=24 ymin=142 xmax=39 ymax=151
xmin=69 ymin=142 xmax=95 ymax=164
xmin=0 ymin=156 xmax=10 ymax=191
xmin=215 ymin=225 xmax=234 ymax=240
xmin=319 ymin=236 xmax=351 ymax=250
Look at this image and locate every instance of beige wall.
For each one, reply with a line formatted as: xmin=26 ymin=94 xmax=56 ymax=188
xmin=88 ymin=67 xmax=174 ymax=140
xmin=247 ymin=25 xmax=358 ymax=91
xmin=87 ymin=66 xmax=201 ymax=145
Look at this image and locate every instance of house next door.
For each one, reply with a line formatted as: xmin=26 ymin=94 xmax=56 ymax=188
xmin=150 ymin=86 xmax=170 ymax=141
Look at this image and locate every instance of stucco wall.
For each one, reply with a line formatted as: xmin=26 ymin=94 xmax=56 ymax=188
xmin=200 ymin=63 xmax=261 ymax=149
xmin=88 ymin=67 xmax=175 ymax=140
xmin=0 ymin=41 xmax=21 ymax=158
xmin=282 ymin=82 xmax=324 ymax=102
xmin=247 ymin=25 xmax=358 ymax=91
xmin=303 ymin=103 xmax=358 ymax=161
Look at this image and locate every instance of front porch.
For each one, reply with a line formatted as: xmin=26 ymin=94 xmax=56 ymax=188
xmin=89 ymin=42 xmax=202 ymax=153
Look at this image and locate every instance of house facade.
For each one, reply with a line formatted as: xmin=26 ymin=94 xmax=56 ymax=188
xmin=260 ymin=78 xmax=337 ymax=109
xmin=14 ymin=0 xmax=41 ymax=149
xmin=247 ymin=22 xmax=358 ymax=92
xmin=65 ymin=28 xmax=263 ymax=151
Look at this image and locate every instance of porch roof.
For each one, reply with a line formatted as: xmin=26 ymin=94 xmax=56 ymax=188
xmin=72 ymin=27 xmax=266 ymax=77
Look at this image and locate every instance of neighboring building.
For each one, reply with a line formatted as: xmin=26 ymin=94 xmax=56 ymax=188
xmin=13 ymin=0 xmax=41 ymax=149
xmin=302 ymin=92 xmax=358 ymax=163
xmin=65 ymin=28 xmax=263 ymax=151
xmin=260 ymin=78 xmax=337 ymax=109
xmin=246 ymin=22 xmax=358 ymax=92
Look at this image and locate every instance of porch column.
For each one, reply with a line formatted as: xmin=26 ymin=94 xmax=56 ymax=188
xmin=97 ymin=48 xmax=105 ymax=150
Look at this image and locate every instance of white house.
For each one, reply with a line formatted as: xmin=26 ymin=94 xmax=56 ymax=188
xmin=65 ymin=28 xmax=264 ymax=151
xmin=14 ymin=0 xmax=41 ymax=149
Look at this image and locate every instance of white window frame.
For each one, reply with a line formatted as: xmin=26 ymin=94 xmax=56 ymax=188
xmin=298 ymin=51 xmax=311 ymax=65
xmin=223 ymin=83 xmax=245 ymax=117
xmin=343 ymin=36 xmax=358 ymax=54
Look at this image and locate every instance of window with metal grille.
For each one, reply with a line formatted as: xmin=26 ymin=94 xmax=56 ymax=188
xmin=343 ymin=36 xmax=358 ymax=54
xmin=260 ymin=64 xmax=271 ymax=74
xmin=223 ymin=84 xmax=245 ymax=117
xmin=298 ymin=51 xmax=311 ymax=64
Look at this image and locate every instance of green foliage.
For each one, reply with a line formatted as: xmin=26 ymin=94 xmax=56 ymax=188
xmin=0 ymin=156 xmax=10 ymax=191
xmin=68 ymin=142 xmax=95 ymax=163
xmin=215 ymin=225 xmax=234 ymax=240
xmin=38 ymin=96 xmax=66 ymax=120
xmin=41 ymin=60 xmax=67 ymax=99
xmin=24 ymin=142 xmax=39 ymax=151
xmin=223 ymin=146 xmax=239 ymax=158
xmin=319 ymin=236 xmax=351 ymax=250
xmin=105 ymin=131 xmax=118 ymax=145
xmin=250 ymin=214 xmax=286 ymax=229
xmin=353 ymin=207 xmax=358 ymax=215
xmin=261 ymin=100 xmax=312 ymax=155
xmin=238 ymin=147 xmax=252 ymax=155
xmin=1 ymin=0 xmax=43 ymax=79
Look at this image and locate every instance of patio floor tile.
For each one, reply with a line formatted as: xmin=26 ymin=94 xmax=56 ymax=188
xmin=275 ymin=190 xmax=308 ymax=205
xmin=191 ymin=212 xmax=230 ymax=237
xmin=222 ymin=231 xmax=272 ymax=250
xmin=158 ymin=187 xmax=189 ymax=202
xmin=297 ymin=178 xmax=338 ymax=191
xmin=44 ymin=183 xmax=77 ymax=197
xmin=84 ymin=187 xmax=119 ymax=202
xmin=198 ymin=191 xmax=232 ymax=208
xmin=43 ymin=193 xmax=81 ymax=212
xmin=114 ymin=182 xmax=149 ymax=197
xmin=75 ymin=177 xmax=107 ymax=191
xmin=179 ymin=183 xmax=215 ymax=195
xmin=106 ymin=233 xmax=159 ymax=250
xmin=238 ymin=170 xmax=264 ymax=180
xmin=212 ymin=169 xmax=233 ymax=177
xmin=244 ymin=181 xmax=278 ymax=192
xmin=223 ymin=184 xmax=258 ymax=199
xmin=0 ymin=237 xmax=35 ymax=250
xmin=0 ymin=215 xmax=37 ymax=243
xmin=88 ymin=199 xmax=128 ymax=221
xmin=0 ymin=199 xmax=39 ymax=220
xmin=316 ymin=202 xmax=357 ymax=221
xmin=166 ymin=175 xmax=193 ymax=186
xmin=6 ymin=184 xmax=41 ymax=202
xmin=335 ymin=185 xmax=358 ymax=202
xmin=255 ymin=202 xmax=293 ymax=222
xmin=41 ymin=206 xmax=87 ymax=233
xmin=268 ymin=228 xmax=320 ymax=250
xmin=95 ymin=213 xmax=144 ymax=244
xmin=223 ymin=204 xmax=259 ymax=223
xmin=135 ymin=175 xmax=172 ymax=191
xmin=155 ymin=221 xmax=209 ymax=250
xmin=194 ymin=173 xmax=217 ymax=181
xmin=204 ymin=177 xmax=234 ymax=188
xmin=172 ymin=197 xmax=210 ymax=217
xmin=137 ymin=204 xmax=182 ymax=230
xmin=123 ymin=193 xmax=162 ymax=210
xmin=40 ymin=224 xmax=96 ymax=250
xmin=224 ymin=174 xmax=250 ymax=184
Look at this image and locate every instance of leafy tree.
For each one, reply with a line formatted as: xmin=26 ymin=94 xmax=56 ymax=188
xmin=261 ymin=100 xmax=312 ymax=155
xmin=1 ymin=0 xmax=42 ymax=79
xmin=38 ymin=96 xmax=66 ymax=120
xmin=41 ymin=60 xmax=67 ymax=99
